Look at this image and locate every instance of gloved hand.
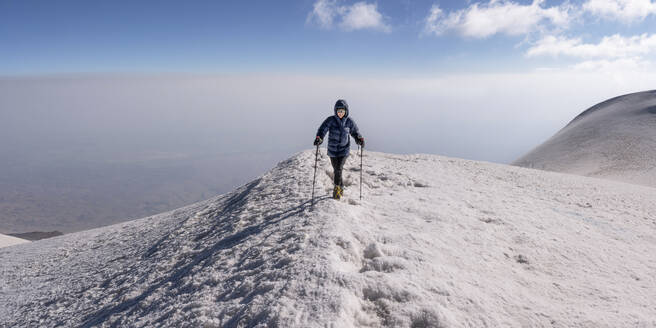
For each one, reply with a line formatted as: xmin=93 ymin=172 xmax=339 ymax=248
xmin=356 ymin=136 xmax=364 ymax=147
xmin=314 ymin=136 xmax=323 ymax=146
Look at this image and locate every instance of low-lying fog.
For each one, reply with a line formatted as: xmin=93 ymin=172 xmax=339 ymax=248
xmin=1 ymin=72 xmax=654 ymax=232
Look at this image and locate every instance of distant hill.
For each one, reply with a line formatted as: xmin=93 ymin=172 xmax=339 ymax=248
xmin=8 ymin=231 xmax=64 ymax=241
xmin=514 ymin=90 xmax=656 ymax=187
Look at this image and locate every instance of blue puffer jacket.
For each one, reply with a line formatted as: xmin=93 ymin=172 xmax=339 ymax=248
xmin=316 ymin=99 xmax=362 ymax=157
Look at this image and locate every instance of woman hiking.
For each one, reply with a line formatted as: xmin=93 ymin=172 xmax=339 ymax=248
xmin=314 ymin=99 xmax=364 ymax=200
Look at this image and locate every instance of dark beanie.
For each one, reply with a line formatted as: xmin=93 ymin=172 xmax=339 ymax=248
xmin=334 ymin=99 xmax=348 ymax=110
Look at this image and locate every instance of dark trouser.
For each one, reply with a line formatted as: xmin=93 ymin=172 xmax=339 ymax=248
xmin=330 ymin=155 xmax=348 ymax=187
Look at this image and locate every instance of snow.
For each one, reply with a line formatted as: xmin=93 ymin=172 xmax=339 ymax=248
xmin=0 ymin=233 xmax=29 ymax=248
xmin=514 ymin=90 xmax=656 ymax=187
xmin=1 ymin=150 xmax=655 ymax=327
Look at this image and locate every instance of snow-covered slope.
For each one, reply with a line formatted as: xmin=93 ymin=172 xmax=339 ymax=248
xmin=1 ymin=150 xmax=655 ymax=327
xmin=0 ymin=233 xmax=29 ymax=248
xmin=514 ymin=90 xmax=656 ymax=187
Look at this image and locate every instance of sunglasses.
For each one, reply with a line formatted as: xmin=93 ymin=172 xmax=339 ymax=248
xmin=336 ymin=109 xmax=346 ymax=113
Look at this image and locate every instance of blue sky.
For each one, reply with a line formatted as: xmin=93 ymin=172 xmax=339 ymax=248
xmin=3 ymin=0 xmax=656 ymax=76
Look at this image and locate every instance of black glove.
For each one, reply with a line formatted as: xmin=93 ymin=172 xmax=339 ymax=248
xmin=356 ymin=136 xmax=364 ymax=147
xmin=314 ymin=136 xmax=323 ymax=146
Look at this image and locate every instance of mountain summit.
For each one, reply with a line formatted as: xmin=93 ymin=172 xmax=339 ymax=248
xmin=514 ymin=90 xmax=656 ymax=187
xmin=1 ymin=150 xmax=655 ymax=327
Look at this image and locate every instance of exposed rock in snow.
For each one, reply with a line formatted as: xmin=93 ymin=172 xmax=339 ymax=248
xmin=1 ymin=150 xmax=655 ymax=327
xmin=514 ymin=90 xmax=656 ymax=187
xmin=7 ymin=231 xmax=64 ymax=241
xmin=0 ymin=233 xmax=29 ymax=248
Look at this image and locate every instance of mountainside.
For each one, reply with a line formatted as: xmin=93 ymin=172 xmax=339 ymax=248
xmin=0 ymin=233 xmax=29 ymax=248
xmin=1 ymin=150 xmax=655 ymax=327
xmin=514 ymin=90 xmax=656 ymax=187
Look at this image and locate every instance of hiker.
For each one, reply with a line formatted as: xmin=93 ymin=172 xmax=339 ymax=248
xmin=314 ymin=99 xmax=364 ymax=199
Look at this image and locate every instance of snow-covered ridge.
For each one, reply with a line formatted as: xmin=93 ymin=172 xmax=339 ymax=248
xmin=514 ymin=90 xmax=656 ymax=187
xmin=1 ymin=150 xmax=655 ymax=327
xmin=0 ymin=233 xmax=29 ymax=248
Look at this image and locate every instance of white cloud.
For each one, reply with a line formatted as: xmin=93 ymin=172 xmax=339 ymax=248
xmin=341 ymin=2 xmax=391 ymax=32
xmin=526 ymin=34 xmax=656 ymax=58
xmin=583 ymin=0 xmax=656 ymax=23
xmin=526 ymin=33 xmax=656 ymax=72
xmin=307 ymin=0 xmax=391 ymax=32
xmin=308 ymin=0 xmax=343 ymax=28
xmin=424 ymin=0 xmax=572 ymax=38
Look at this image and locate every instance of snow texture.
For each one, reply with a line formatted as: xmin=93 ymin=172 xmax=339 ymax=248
xmin=0 ymin=233 xmax=29 ymax=248
xmin=514 ymin=90 xmax=656 ymax=187
xmin=1 ymin=150 xmax=655 ymax=327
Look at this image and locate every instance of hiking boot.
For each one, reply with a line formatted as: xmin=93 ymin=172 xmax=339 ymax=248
xmin=333 ymin=185 xmax=343 ymax=200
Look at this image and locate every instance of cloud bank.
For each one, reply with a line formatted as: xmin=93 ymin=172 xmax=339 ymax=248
xmin=4 ymin=71 xmax=656 ymax=165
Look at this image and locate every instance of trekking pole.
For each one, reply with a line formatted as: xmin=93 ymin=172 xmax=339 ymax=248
xmin=311 ymin=144 xmax=319 ymax=208
xmin=359 ymin=144 xmax=363 ymax=200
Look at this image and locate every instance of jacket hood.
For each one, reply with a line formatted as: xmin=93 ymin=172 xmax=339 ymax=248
xmin=334 ymin=99 xmax=349 ymax=118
